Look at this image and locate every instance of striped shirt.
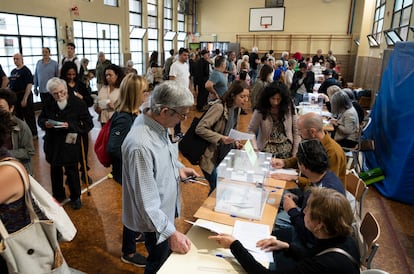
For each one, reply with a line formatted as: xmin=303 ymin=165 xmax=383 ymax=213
xmin=121 ymin=114 xmax=183 ymax=244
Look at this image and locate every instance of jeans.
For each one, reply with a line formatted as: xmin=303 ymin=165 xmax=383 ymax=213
xmin=202 ymin=167 xmax=218 ymax=195
xmin=144 ymin=232 xmax=171 ymax=274
xmin=122 ymin=225 xmax=138 ymax=255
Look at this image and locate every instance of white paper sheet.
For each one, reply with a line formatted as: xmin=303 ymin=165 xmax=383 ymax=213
xmin=228 ymin=129 xmax=255 ymax=141
xmin=270 ymin=168 xmax=299 ymax=176
xmin=232 ymin=220 xmax=274 ymax=263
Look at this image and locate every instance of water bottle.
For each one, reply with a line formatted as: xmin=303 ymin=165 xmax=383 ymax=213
xmin=303 ymin=92 xmax=309 ymax=104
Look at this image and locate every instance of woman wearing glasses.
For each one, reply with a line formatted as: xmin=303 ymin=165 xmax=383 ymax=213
xmin=248 ymin=81 xmax=299 ymax=159
xmin=196 ymin=80 xmax=250 ymax=194
xmin=209 ymin=187 xmax=360 ymax=274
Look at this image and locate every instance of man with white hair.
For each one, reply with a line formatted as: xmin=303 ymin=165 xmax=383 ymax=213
xmin=38 ymin=77 xmax=93 ymax=209
xmin=281 ymin=51 xmax=289 ymax=70
xmin=95 ymin=51 xmax=111 ymax=91
xmin=122 ymin=81 xmax=200 ymax=274
xmin=249 ymin=46 xmax=260 ymax=84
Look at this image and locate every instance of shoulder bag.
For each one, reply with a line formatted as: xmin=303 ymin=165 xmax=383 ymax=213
xmin=94 ymin=116 xmax=113 ymax=167
xmin=0 ymin=160 xmax=73 ymax=274
xmin=179 ymin=102 xmax=223 ymax=165
xmin=179 ymin=111 xmax=210 ymax=165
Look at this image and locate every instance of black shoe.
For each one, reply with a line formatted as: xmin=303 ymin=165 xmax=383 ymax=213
xmin=121 ymin=253 xmax=147 ymax=267
xmin=172 ymin=132 xmax=184 ymax=143
xmin=71 ymin=198 xmax=82 ymax=210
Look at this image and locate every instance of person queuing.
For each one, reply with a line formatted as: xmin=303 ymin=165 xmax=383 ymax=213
xmin=0 ymin=89 xmax=35 ymax=175
xmin=38 ymin=77 xmax=93 ymax=209
xmin=196 ymin=80 xmax=249 ymax=194
xmin=33 ymin=47 xmax=59 ymax=103
xmin=122 ymin=81 xmax=199 ymax=274
xmin=95 ymin=64 xmax=125 ymax=125
xmin=106 ymin=74 xmax=149 ymax=267
xmin=248 ymin=81 xmax=299 ymax=159
xmin=60 ymin=61 xmax=94 ymax=184
xmin=209 ymin=187 xmax=360 ymax=274
xmin=8 ymin=53 xmax=38 ymax=139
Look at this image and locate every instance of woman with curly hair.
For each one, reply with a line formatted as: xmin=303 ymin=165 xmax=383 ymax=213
xmin=248 ymin=81 xmax=299 ymax=158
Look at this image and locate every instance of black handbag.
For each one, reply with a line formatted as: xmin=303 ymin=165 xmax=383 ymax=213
xmin=179 ymin=115 xmax=209 ymax=165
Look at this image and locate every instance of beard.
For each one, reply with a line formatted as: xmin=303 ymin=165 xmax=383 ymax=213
xmin=57 ymin=99 xmax=68 ymax=110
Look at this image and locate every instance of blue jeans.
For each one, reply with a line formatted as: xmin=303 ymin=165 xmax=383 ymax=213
xmin=144 ymin=232 xmax=171 ymax=274
xmin=202 ymin=167 xmax=218 ymax=195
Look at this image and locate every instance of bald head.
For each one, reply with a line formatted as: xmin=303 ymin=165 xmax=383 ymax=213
xmin=298 ymin=112 xmax=324 ymax=135
xmin=13 ymin=53 xmax=24 ymax=68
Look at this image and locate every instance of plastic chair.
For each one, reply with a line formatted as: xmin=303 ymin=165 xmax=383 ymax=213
xmin=360 ymin=269 xmax=389 ymax=274
xmin=360 ymin=212 xmax=381 ymax=269
xmin=345 ymin=170 xmax=369 ymax=219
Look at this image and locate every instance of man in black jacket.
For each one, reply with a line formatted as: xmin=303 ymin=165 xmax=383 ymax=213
xmin=38 ymin=77 xmax=93 ymax=209
xmin=194 ymin=49 xmax=211 ymax=112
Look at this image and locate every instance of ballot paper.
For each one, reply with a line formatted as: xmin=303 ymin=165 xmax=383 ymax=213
xmin=228 ymin=129 xmax=255 ymax=141
xmin=185 ymin=219 xmax=226 ymax=234
xmin=232 ymin=220 xmax=274 ymax=263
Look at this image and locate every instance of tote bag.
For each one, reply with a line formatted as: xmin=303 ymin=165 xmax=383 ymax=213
xmin=0 ymin=160 xmax=72 ymax=274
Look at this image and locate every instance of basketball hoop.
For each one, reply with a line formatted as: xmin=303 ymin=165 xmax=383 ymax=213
xmin=261 ymin=24 xmax=269 ymax=29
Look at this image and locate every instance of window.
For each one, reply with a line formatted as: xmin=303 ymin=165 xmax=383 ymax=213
xmin=129 ymin=0 xmax=145 ymax=74
xmin=371 ymin=0 xmax=386 ymax=45
xmin=73 ymin=21 xmax=120 ymax=66
xmin=0 ymin=13 xmax=58 ymax=103
xmin=147 ymin=0 xmax=158 ymax=64
xmin=164 ymin=0 xmax=175 ymax=63
xmin=104 ymin=0 xmax=118 ymax=7
xmin=177 ymin=13 xmax=186 ymax=49
xmin=391 ymin=0 xmax=413 ymax=41
xmin=73 ymin=20 xmax=120 ymax=91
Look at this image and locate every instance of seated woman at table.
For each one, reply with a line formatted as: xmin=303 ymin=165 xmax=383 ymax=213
xmin=247 ymin=81 xmax=299 ymax=158
xmin=196 ymin=80 xmax=249 ymax=194
xmin=209 ymin=187 xmax=360 ymax=274
xmin=330 ymin=90 xmax=359 ymax=148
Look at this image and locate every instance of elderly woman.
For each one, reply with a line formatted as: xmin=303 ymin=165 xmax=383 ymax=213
xmin=330 ymin=90 xmax=359 ymax=148
xmin=95 ymin=64 xmax=125 ymax=125
xmin=209 ymin=187 xmax=360 ymax=274
xmin=38 ymin=77 xmax=93 ymax=209
xmin=248 ymin=81 xmax=299 ymax=158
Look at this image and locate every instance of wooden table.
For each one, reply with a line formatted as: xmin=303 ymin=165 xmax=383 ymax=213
xmin=194 ymin=178 xmax=285 ymax=231
xmin=158 ymin=178 xmax=286 ymax=274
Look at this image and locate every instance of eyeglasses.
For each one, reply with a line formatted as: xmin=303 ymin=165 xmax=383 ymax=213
xmin=169 ymin=108 xmax=188 ymax=120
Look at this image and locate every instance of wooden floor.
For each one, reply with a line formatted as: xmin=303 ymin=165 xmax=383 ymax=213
xmin=31 ymin=105 xmax=414 ymax=274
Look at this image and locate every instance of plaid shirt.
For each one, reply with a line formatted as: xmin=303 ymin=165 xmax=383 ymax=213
xmin=121 ymin=114 xmax=183 ymax=244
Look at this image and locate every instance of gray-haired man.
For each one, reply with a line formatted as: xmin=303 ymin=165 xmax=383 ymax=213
xmin=121 ymin=81 xmax=200 ymax=274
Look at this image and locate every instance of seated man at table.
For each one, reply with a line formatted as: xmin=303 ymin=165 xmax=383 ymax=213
xmin=271 ymin=112 xmax=346 ymax=187
xmin=275 ymin=139 xmax=345 ymax=248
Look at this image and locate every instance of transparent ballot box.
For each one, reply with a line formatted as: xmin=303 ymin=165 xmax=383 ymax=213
xmin=215 ymin=149 xmax=272 ymax=220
